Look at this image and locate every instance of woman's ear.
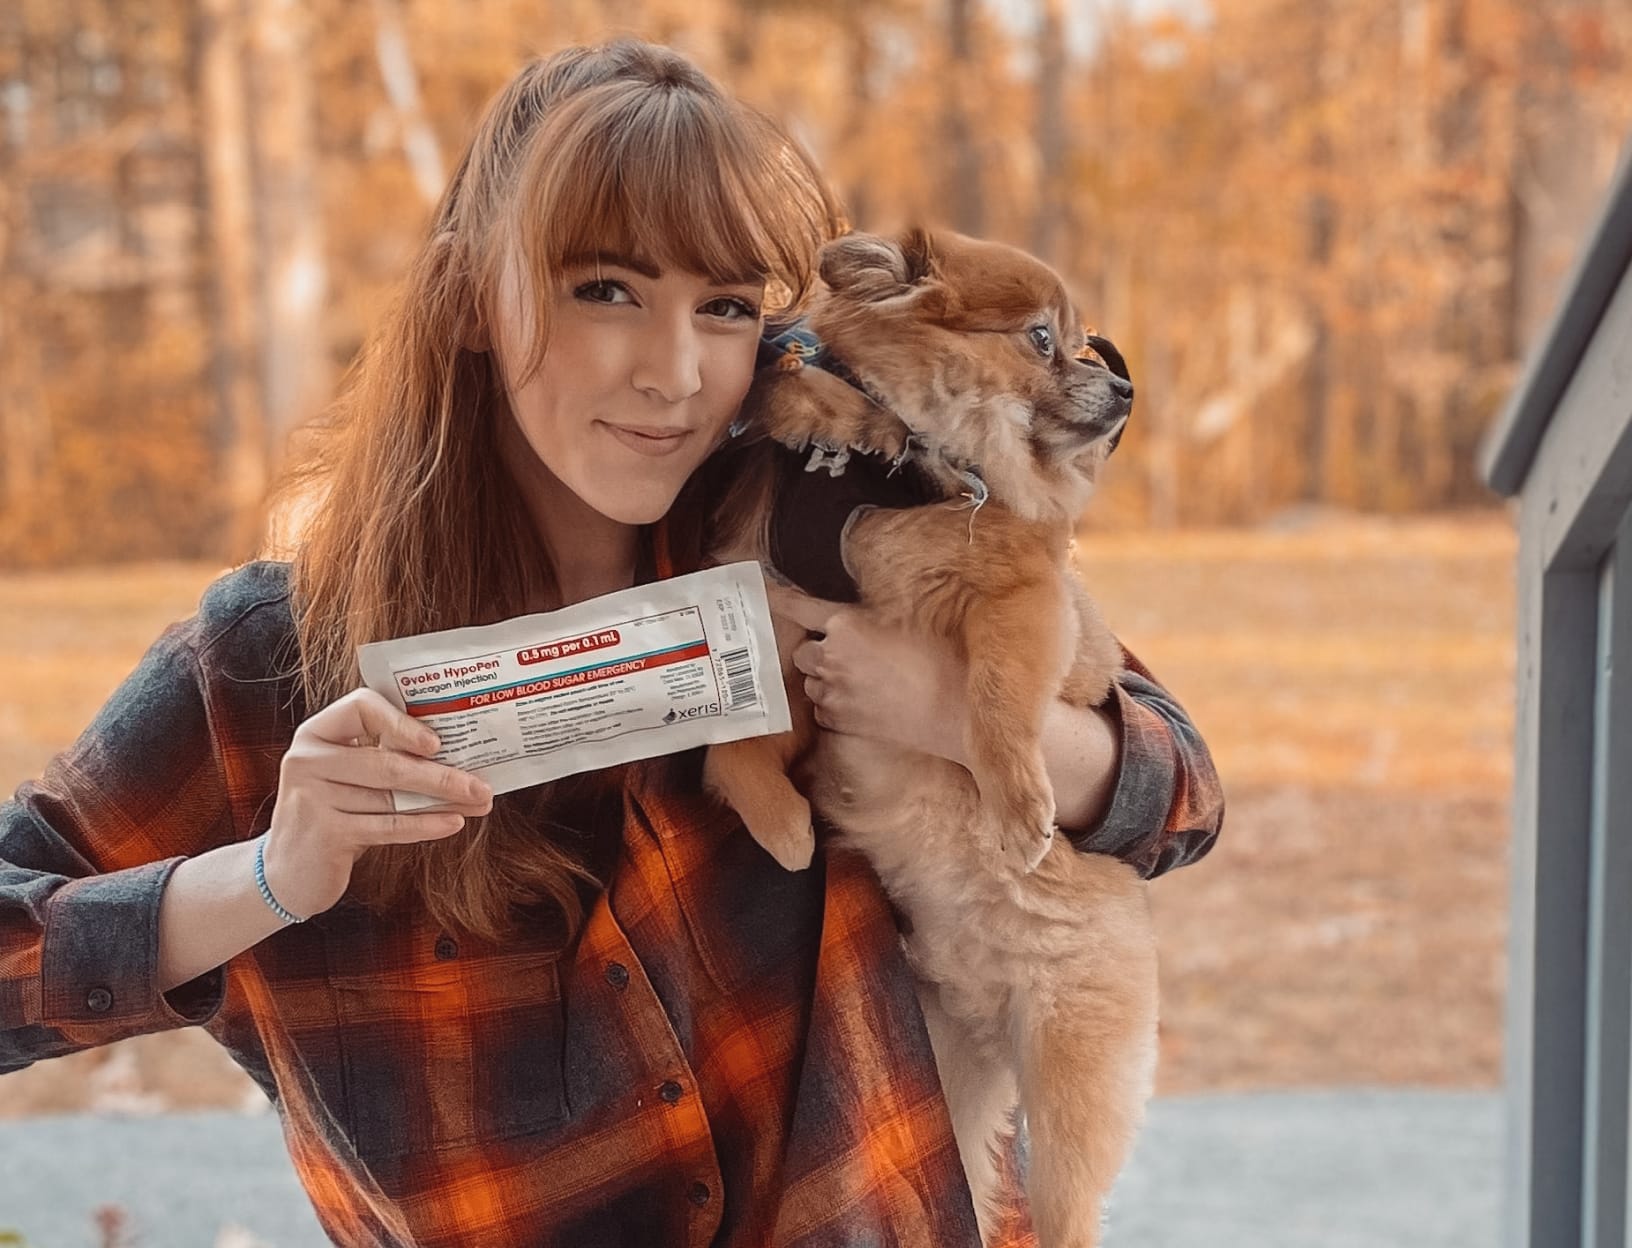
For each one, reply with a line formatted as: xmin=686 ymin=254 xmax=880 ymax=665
xmin=431 ymin=229 xmax=492 ymax=353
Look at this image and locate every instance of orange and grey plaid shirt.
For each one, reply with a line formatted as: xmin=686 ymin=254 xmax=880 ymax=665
xmin=0 ymin=557 xmax=1223 ymax=1247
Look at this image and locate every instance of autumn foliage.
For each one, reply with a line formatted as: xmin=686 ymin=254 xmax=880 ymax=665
xmin=1 ymin=0 xmax=1629 ymax=566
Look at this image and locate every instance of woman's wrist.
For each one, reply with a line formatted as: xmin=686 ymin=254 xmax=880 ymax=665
xmin=258 ymin=826 xmax=355 ymax=924
xmin=887 ymin=657 xmax=973 ymax=767
xmin=254 ymin=833 xmax=310 ymax=924
xmin=157 ymin=840 xmax=297 ymax=994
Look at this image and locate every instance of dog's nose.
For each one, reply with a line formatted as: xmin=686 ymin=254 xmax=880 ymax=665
xmin=1108 ymin=374 xmax=1134 ymax=402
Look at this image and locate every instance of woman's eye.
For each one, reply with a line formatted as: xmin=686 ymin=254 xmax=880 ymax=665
xmin=1028 ymin=325 xmax=1054 ymax=357
xmin=702 ymin=296 xmax=761 ymax=321
xmin=575 ymin=279 xmax=633 ymax=304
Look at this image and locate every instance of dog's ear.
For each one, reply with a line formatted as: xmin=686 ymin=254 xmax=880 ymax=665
xmin=897 ymin=226 xmax=938 ymax=284
xmin=818 ymin=229 xmax=954 ymax=317
xmin=819 ymin=234 xmax=913 ymax=299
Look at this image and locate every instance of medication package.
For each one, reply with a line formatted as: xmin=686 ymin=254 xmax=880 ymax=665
xmin=357 ymin=561 xmax=790 ymax=811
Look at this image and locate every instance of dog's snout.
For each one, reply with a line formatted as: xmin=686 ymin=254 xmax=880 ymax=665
xmin=1108 ymin=374 xmax=1134 ymax=402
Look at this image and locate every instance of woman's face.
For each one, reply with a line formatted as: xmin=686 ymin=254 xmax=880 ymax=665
xmin=492 ymin=246 xmax=765 ymax=527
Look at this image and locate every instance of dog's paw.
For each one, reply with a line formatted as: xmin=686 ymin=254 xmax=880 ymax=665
xmin=1009 ymin=799 xmax=1059 ymax=876
xmin=748 ymin=804 xmax=817 ymax=872
xmin=983 ymin=783 xmax=1058 ymax=877
xmin=865 ymin=422 xmax=912 ymax=462
xmin=968 ymin=750 xmax=1059 ymax=875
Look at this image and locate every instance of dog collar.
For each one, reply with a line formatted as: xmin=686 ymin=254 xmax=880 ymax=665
xmin=756 ymin=319 xmax=994 ymax=600
xmin=769 ymin=440 xmax=943 ymax=603
xmin=752 ymin=319 xmax=989 ymax=494
xmin=749 ymin=321 xmax=1133 ymax=601
xmin=756 ymin=321 xmax=896 ymax=414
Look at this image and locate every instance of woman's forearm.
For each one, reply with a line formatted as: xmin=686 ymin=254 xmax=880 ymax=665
xmin=1039 ymin=699 xmax=1120 ymax=832
xmin=939 ymin=696 xmax=1120 ymax=831
xmin=156 ymin=839 xmax=289 ymax=993
xmin=765 ymin=589 xmax=1124 ymax=831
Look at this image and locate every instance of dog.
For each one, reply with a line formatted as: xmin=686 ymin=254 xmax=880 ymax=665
xmin=703 ymin=227 xmax=1158 ymax=1248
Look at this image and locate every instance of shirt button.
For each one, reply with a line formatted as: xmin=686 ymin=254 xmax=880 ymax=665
xmin=659 ymin=1080 xmax=684 ymax=1104
xmin=434 ymin=935 xmax=459 ymax=960
xmin=605 ymin=962 xmax=629 ymax=990
xmin=85 ymin=987 xmax=113 ymax=1013
xmin=688 ymin=1180 xmax=712 ymax=1207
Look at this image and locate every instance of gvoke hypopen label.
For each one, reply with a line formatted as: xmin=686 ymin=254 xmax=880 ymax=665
xmin=356 ymin=561 xmax=791 ymax=811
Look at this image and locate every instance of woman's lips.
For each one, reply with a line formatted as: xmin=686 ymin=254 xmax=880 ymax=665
xmin=599 ymin=421 xmax=694 ymax=457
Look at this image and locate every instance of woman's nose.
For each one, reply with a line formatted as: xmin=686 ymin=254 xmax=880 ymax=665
xmin=631 ymin=315 xmax=703 ymax=403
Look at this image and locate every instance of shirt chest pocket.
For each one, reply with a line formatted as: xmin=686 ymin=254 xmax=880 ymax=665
xmin=317 ymin=906 xmax=571 ymax=1163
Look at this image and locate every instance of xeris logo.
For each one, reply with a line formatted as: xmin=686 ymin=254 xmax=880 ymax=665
xmin=672 ymin=704 xmax=720 ymax=720
xmin=662 ymin=707 xmax=678 ymax=724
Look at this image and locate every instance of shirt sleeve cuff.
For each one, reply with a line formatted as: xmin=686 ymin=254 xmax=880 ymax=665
xmin=1061 ymin=678 xmax=1178 ymax=864
xmin=40 ymin=856 xmax=226 ymax=1032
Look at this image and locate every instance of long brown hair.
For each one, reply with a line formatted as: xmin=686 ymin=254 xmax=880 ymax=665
xmin=269 ymin=38 xmax=843 ymax=946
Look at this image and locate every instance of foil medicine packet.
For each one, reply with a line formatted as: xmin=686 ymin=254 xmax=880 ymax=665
xmin=357 ymin=561 xmax=790 ymax=811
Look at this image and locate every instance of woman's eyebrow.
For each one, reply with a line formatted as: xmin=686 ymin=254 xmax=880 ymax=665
xmin=561 ymin=250 xmax=663 ymax=278
xmin=559 ymin=250 xmax=765 ymax=288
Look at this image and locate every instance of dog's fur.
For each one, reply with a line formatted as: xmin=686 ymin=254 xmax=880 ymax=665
xmin=704 ymin=228 xmax=1157 ymax=1248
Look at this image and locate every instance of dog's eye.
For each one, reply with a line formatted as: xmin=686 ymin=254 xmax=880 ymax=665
xmin=1028 ymin=325 xmax=1054 ymax=358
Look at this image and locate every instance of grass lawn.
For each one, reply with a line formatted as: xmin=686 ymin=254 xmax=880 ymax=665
xmin=0 ymin=507 xmax=1516 ymax=1115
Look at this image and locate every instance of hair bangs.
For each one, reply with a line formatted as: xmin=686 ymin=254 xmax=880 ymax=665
xmin=512 ymin=76 xmax=834 ymax=364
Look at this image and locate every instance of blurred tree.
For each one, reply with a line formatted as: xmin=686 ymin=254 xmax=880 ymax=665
xmin=1 ymin=0 xmax=217 ymax=564
xmin=0 ymin=5 xmax=48 ymax=524
xmin=197 ymin=0 xmax=263 ymax=540
xmin=2 ymin=0 xmax=1631 ymax=564
xmin=1029 ymin=0 xmax=1067 ymax=268
xmin=942 ymin=0 xmax=984 ymax=235
xmin=248 ymin=0 xmax=328 ymax=471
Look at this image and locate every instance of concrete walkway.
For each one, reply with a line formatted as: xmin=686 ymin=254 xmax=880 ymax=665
xmin=0 ymin=1089 xmax=1501 ymax=1247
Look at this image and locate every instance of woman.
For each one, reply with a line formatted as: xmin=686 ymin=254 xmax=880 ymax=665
xmin=0 ymin=37 xmax=1223 ymax=1248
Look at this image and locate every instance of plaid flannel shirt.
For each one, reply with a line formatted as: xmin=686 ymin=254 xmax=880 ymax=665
xmin=0 ymin=548 xmax=1223 ymax=1247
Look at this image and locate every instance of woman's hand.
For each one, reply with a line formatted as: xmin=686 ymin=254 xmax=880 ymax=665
xmin=767 ymin=584 xmax=972 ymax=767
xmin=768 ymin=583 xmax=1123 ymax=832
xmin=260 ymin=688 xmax=493 ymax=920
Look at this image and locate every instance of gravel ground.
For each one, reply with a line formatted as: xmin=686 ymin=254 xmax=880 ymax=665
xmin=0 ymin=1088 xmax=1501 ymax=1247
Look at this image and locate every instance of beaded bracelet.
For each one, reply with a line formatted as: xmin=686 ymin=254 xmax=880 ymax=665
xmin=254 ymin=833 xmax=309 ymax=925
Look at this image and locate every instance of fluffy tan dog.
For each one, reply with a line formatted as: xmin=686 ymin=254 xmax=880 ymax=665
xmin=705 ymin=227 xmax=1157 ymax=1248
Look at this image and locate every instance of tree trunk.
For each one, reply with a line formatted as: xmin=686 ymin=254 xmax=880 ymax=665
xmin=195 ymin=0 xmax=265 ymax=542
xmin=1421 ymin=0 xmax=1474 ymax=505
xmin=0 ymin=10 xmax=52 ymax=530
xmin=838 ymin=11 xmax=875 ymax=229
xmin=942 ymin=0 xmax=984 ymax=235
xmin=1508 ymin=0 xmax=1606 ymax=356
xmin=1030 ymin=0 xmax=1068 ymax=266
xmin=371 ymin=0 xmax=447 ymax=207
xmin=249 ymin=0 xmax=329 ymax=479
xmin=1301 ymin=0 xmax=1335 ymax=504
xmin=0 ymin=144 xmax=48 ymax=524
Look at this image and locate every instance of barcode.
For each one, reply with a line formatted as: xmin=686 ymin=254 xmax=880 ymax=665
xmin=719 ymin=647 xmax=756 ymax=709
